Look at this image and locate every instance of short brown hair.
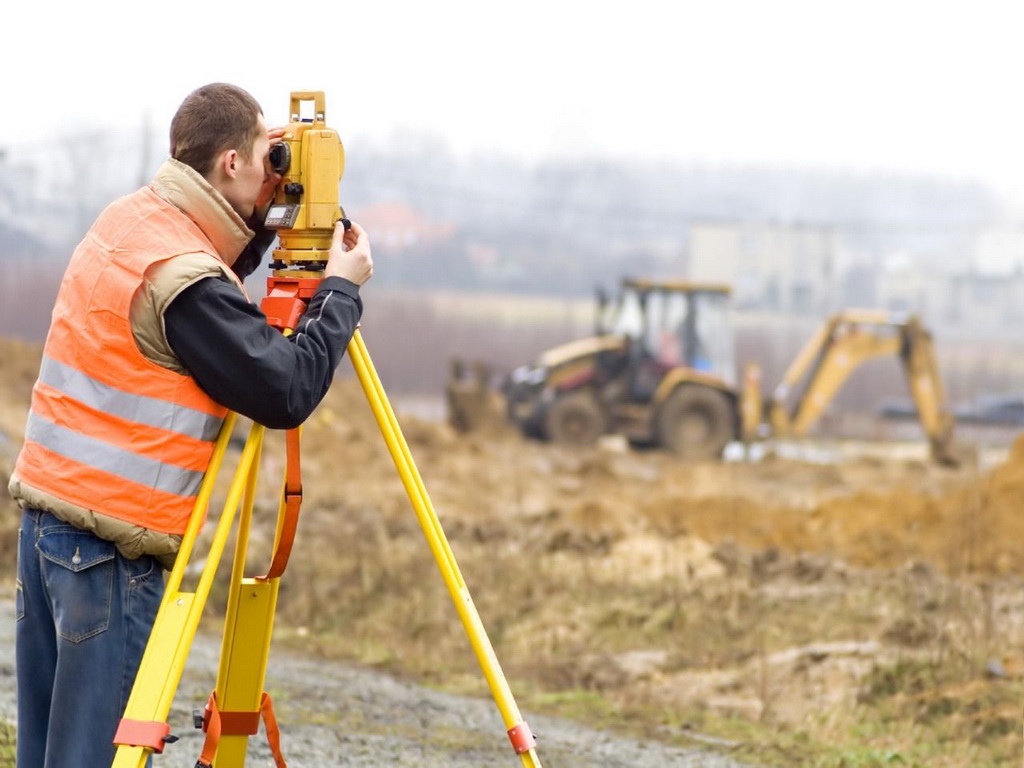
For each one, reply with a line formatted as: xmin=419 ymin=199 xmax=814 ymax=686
xmin=170 ymin=83 xmax=263 ymax=177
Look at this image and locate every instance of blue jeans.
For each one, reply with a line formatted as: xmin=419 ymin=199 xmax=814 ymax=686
xmin=15 ymin=508 xmax=165 ymax=768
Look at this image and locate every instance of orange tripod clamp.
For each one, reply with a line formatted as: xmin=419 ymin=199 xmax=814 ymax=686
xmin=260 ymin=275 xmax=323 ymax=332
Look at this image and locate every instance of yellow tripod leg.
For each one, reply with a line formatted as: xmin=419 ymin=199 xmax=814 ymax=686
xmin=111 ymin=416 xmax=264 ymax=768
xmin=348 ymin=329 xmax=543 ymax=767
xmin=206 ymin=431 xmax=291 ymax=767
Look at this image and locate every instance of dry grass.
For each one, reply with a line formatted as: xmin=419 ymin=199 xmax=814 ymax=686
xmin=0 ymin=721 xmax=13 ymax=768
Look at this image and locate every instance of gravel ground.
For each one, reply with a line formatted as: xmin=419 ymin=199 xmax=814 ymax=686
xmin=0 ymin=593 xmax=747 ymax=767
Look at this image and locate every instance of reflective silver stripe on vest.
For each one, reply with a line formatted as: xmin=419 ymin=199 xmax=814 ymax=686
xmin=39 ymin=355 xmax=222 ymax=441
xmin=26 ymin=413 xmax=205 ymax=498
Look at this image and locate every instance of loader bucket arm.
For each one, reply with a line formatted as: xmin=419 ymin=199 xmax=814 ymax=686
xmin=768 ymin=311 xmax=958 ymax=465
xmin=768 ymin=316 xmax=841 ymax=436
xmin=775 ymin=314 xmax=902 ymax=436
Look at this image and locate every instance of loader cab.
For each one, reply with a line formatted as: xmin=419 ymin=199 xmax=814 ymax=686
xmin=607 ymin=280 xmax=737 ymax=397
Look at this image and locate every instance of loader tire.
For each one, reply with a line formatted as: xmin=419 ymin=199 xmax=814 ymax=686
xmin=657 ymin=386 xmax=734 ymax=459
xmin=544 ymin=391 xmax=606 ymax=447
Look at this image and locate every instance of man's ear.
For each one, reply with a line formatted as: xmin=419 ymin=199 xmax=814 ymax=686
xmin=217 ymin=149 xmax=240 ymax=180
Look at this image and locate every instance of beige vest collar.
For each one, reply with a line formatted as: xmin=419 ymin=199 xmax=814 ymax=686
xmin=151 ymin=159 xmax=254 ymax=267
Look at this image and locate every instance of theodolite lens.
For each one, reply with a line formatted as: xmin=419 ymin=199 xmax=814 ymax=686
xmin=269 ymin=143 xmax=291 ymax=175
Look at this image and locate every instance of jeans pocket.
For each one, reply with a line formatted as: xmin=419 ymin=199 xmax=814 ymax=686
xmin=125 ymin=553 xmax=159 ymax=584
xmin=37 ymin=529 xmax=116 ymax=643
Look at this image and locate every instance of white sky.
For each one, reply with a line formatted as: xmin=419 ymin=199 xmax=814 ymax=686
xmin=5 ymin=0 xmax=1024 ymax=205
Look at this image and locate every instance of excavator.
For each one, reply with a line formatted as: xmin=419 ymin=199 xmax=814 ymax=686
xmin=488 ymin=278 xmax=958 ymax=465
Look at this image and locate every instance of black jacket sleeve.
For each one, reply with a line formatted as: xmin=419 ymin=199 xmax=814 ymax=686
xmin=164 ymin=275 xmax=362 ymax=429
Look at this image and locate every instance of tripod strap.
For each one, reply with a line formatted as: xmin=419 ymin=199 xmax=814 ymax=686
xmin=197 ymin=691 xmax=287 ymax=768
xmin=259 ymin=427 xmax=302 ymax=580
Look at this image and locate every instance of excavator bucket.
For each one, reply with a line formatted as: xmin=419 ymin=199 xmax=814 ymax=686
xmin=446 ymin=358 xmax=505 ymax=434
xmin=928 ymin=412 xmax=962 ymax=468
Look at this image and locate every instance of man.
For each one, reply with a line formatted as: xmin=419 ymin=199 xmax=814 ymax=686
xmin=9 ymin=83 xmax=372 ymax=767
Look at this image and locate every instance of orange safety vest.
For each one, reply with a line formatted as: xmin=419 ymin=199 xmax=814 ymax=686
xmin=15 ymin=186 xmax=238 ymax=534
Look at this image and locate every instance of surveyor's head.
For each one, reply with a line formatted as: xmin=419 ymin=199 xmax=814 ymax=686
xmin=170 ymin=83 xmax=270 ymax=218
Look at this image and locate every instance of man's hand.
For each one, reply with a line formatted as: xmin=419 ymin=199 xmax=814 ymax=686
xmin=256 ymin=127 xmax=287 ymax=218
xmin=325 ymin=220 xmax=373 ymax=285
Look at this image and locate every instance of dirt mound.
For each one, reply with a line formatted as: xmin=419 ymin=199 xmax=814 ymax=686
xmin=297 ymin=378 xmax=1024 ymax=579
xmin=777 ymin=435 xmax=1024 ymax=576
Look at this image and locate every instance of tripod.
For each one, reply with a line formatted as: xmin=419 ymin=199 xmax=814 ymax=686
xmin=110 ymin=275 xmax=542 ymax=767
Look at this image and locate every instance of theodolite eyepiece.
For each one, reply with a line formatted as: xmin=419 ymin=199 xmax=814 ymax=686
xmin=269 ymin=142 xmax=291 ymax=175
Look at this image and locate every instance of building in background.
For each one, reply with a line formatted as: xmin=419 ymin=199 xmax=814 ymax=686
xmin=875 ymin=262 xmax=954 ymax=321
xmin=688 ymin=221 xmax=837 ymax=315
xmin=874 ymin=224 xmax=1024 ymax=337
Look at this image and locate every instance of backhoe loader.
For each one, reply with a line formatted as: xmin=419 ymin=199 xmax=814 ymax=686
xmin=495 ymin=278 xmax=958 ymax=464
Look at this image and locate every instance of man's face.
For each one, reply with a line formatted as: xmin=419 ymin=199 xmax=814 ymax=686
xmin=223 ymin=114 xmax=271 ymax=219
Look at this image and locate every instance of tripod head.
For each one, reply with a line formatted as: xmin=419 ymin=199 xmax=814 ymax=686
xmin=264 ymin=91 xmax=347 ymax=275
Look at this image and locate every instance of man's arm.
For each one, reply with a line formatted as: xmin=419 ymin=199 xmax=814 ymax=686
xmin=167 ymin=218 xmax=373 ymax=428
xmin=164 ymin=275 xmax=362 ymax=429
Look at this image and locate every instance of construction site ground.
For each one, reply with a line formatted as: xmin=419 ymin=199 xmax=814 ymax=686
xmin=0 ymin=336 xmax=1021 ymax=767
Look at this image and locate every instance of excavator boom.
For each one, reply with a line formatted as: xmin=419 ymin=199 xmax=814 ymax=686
xmin=764 ymin=311 xmax=958 ymax=465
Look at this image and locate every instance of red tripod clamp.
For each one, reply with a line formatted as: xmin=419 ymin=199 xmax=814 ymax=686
xmin=260 ymin=275 xmax=323 ymax=332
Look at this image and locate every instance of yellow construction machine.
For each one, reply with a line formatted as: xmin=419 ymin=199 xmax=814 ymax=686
xmin=497 ymin=278 xmax=958 ymax=464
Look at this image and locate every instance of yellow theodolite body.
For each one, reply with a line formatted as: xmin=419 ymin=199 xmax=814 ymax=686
xmin=264 ymin=91 xmax=346 ymax=264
